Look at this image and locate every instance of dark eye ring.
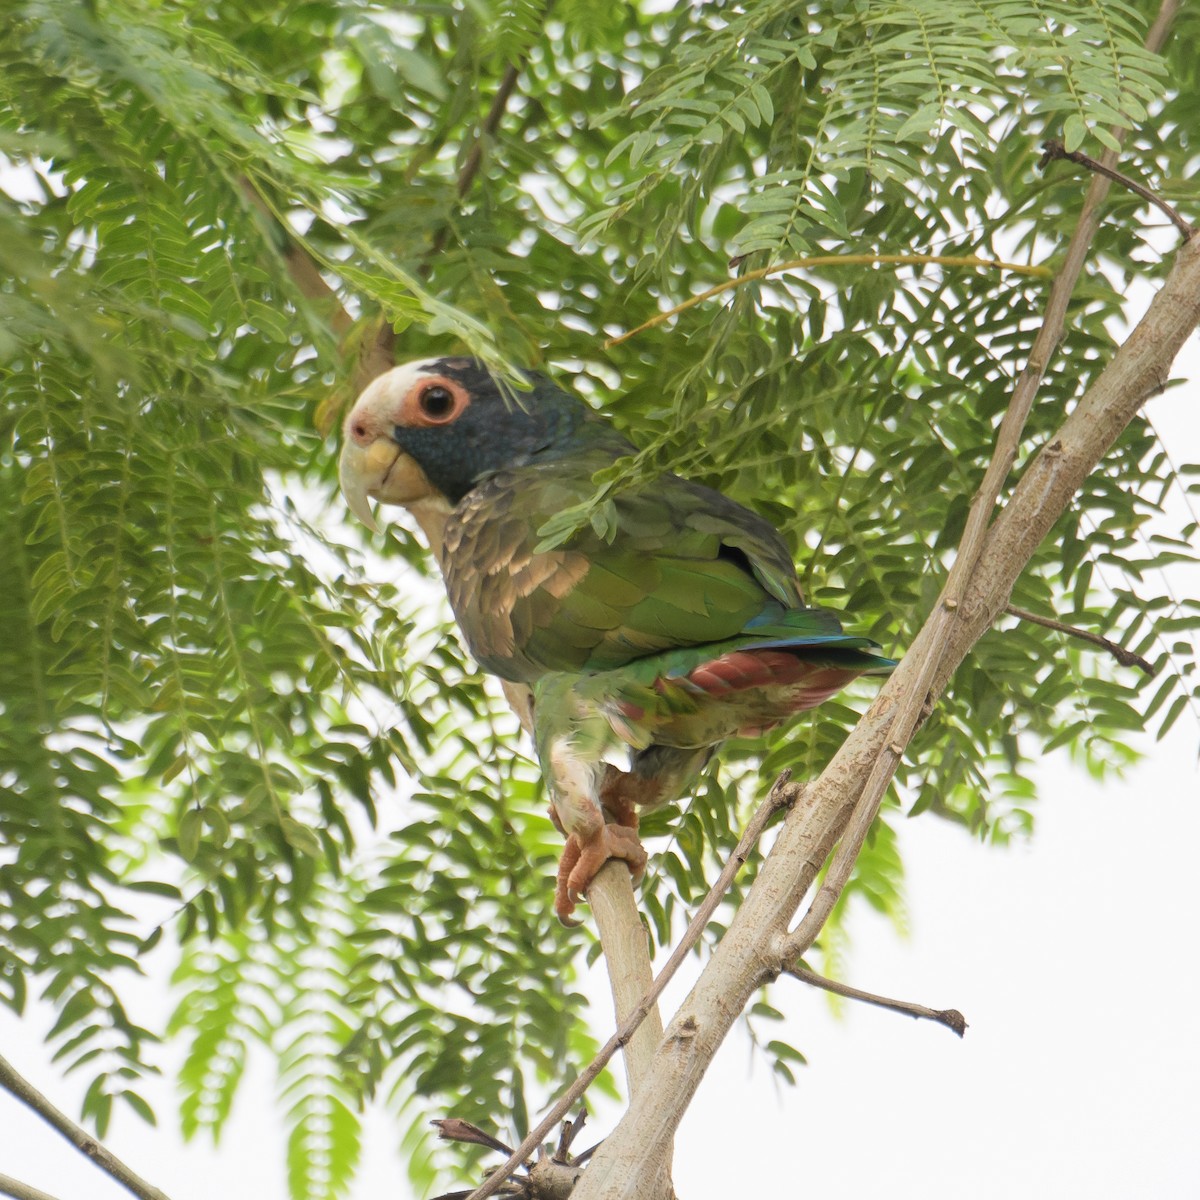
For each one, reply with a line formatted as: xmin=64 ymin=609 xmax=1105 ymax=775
xmin=418 ymin=384 xmax=456 ymax=419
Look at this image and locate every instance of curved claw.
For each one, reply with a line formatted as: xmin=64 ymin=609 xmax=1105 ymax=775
xmin=554 ymin=824 xmax=648 ymax=926
xmin=554 ymin=837 xmax=584 ymax=927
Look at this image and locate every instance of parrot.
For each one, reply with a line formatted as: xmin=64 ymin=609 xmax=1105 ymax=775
xmin=338 ymin=356 xmax=895 ymax=923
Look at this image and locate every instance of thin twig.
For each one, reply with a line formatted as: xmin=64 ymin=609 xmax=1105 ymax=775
xmin=241 ymin=177 xmax=395 ymax=394
xmin=466 ymin=780 xmax=792 ymax=1200
xmin=1040 ymin=140 xmax=1195 ymax=240
xmin=239 ymin=179 xmax=354 ymax=331
xmin=0 ymin=1055 xmax=172 ymax=1200
xmin=459 ymin=63 xmax=523 ymax=201
xmin=244 ymin=57 xmax=524 ymax=398
xmin=605 ymin=254 xmax=1052 ymax=347
xmin=432 ymin=1119 xmax=518 ymax=1158
xmin=429 ymin=62 xmax=523 ymax=260
xmin=555 ymin=1107 xmax=589 ymax=1162
xmin=0 ymin=1175 xmax=64 ymax=1200
xmin=780 ymin=0 xmax=1182 ymax=963
xmin=785 ymin=965 xmax=967 ymax=1037
xmin=1005 ymin=604 xmax=1155 ymax=673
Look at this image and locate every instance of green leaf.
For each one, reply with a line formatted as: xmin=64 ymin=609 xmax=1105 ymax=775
xmin=1063 ymin=113 xmax=1089 ymax=152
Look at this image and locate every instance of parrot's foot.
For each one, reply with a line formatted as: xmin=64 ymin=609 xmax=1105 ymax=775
xmin=598 ymin=764 xmax=641 ymax=829
xmin=554 ymin=823 xmax=647 ymax=926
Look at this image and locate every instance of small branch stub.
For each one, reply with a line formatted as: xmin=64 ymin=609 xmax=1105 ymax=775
xmin=787 ymin=965 xmax=967 ymax=1037
xmin=431 ymin=1111 xmax=591 ymax=1200
xmin=1005 ymin=604 xmax=1155 ymax=674
xmin=432 ymin=1119 xmax=520 ymax=1159
xmin=1039 ymin=139 xmax=1195 ymax=240
xmin=768 ymin=766 xmax=797 ymax=808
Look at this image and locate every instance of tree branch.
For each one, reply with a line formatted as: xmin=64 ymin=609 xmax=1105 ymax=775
xmin=587 ymin=863 xmax=666 ymax=1101
xmin=931 ymin=241 xmax=1200 ymax=694
xmin=448 ymin=64 xmax=521 ymax=193
xmin=0 ymin=1175 xmax=65 ymax=1200
xmin=586 ymin=865 xmax=673 ymax=1200
xmin=785 ymin=965 xmax=967 ymax=1037
xmin=467 ymin=64 xmax=522 ymax=193
xmin=426 ymin=59 xmax=523 ymax=261
xmin=466 ymin=783 xmax=790 ymax=1200
xmin=432 ymin=1114 xmax=591 ymax=1200
xmin=1004 ymin=604 xmax=1155 ymax=673
xmin=248 ymin=57 xmax=525 ymax=395
xmin=0 ymin=1054 xmax=172 ymax=1200
xmin=432 ymin=1119 xmax=520 ymax=1158
xmin=240 ymin=179 xmax=395 ymax=391
xmin=776 ymin=0 xmax=1186 ymax=966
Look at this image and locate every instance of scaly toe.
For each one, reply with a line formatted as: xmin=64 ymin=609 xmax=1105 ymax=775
xmin=555 ymin=837 xmax=584 ymax=925
xmin=565 ymin=823 xmax=648 ymax=899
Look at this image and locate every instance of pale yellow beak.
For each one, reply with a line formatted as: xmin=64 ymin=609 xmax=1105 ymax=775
xmin=338 ymin=437 xmax=401 ymax=533
xmin=339 ymin=435 xmax=443 ymax=533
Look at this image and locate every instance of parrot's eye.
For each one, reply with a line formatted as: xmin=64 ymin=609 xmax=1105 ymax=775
xmin=418 ymin=385 xmax=456 ymax=420
xmin=405 ymin=375 xmax=468 ymax=426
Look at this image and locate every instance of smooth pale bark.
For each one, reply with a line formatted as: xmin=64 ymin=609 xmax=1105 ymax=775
xmin=588 ymin=864 xmax=665 ymax=1098
xmin=589 ymin=864 xmax=674 ymax=1200
xmin=0 ymin=1174 xmax=65 ymax=1200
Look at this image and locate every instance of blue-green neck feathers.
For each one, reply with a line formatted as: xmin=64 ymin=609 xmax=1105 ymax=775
xmin=392 ymin=357 xmax=629 ymax=506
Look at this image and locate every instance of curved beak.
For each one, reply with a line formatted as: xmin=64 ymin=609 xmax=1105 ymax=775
xmin=338 ymin=437 xmax=401 ymax=533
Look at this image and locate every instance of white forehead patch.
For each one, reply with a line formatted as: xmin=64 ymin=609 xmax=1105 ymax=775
xmin=354 ymin=359 xmax=445 ymax=412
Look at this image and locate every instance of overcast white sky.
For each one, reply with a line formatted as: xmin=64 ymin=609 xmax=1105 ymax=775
xmin=4 ymin=727 xmax=1198 ymax=1198
xmin=3 ymin=331 xmax=1198 ymax=1200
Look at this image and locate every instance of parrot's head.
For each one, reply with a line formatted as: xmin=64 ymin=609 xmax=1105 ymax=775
xmin=338 ymin=356 xmax=593 ymax=531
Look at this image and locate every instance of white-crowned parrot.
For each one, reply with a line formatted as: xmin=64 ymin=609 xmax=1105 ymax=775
xmin=339 ymin=356 xmax=894 ymax=923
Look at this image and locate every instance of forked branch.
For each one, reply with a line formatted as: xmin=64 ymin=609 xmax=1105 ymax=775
xmin=572 ymin=233 xmax=1200 ymax=1200
xmin=569 ymin=7 xmax=1193 ymax=1193
xmin=778 ymin=0 xmax=1188 ymax=964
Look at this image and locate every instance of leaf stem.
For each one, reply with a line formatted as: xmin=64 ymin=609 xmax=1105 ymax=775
xmin=605 ymin=254 xmax=1052 ymax=347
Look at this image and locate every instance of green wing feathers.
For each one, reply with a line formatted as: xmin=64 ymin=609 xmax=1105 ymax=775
xmin=442 ymin=453 xmax=810 ymax=681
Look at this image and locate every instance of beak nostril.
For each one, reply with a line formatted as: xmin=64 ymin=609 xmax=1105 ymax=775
xmin=352 ymin=421 xmax=368 ymax=441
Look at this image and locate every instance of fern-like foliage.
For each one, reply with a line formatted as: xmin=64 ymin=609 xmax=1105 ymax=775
xmin=588 ymin=0 xmax=1166 ymax=260
xmin=2 ymin=0 xmax=1198 ymax=1195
